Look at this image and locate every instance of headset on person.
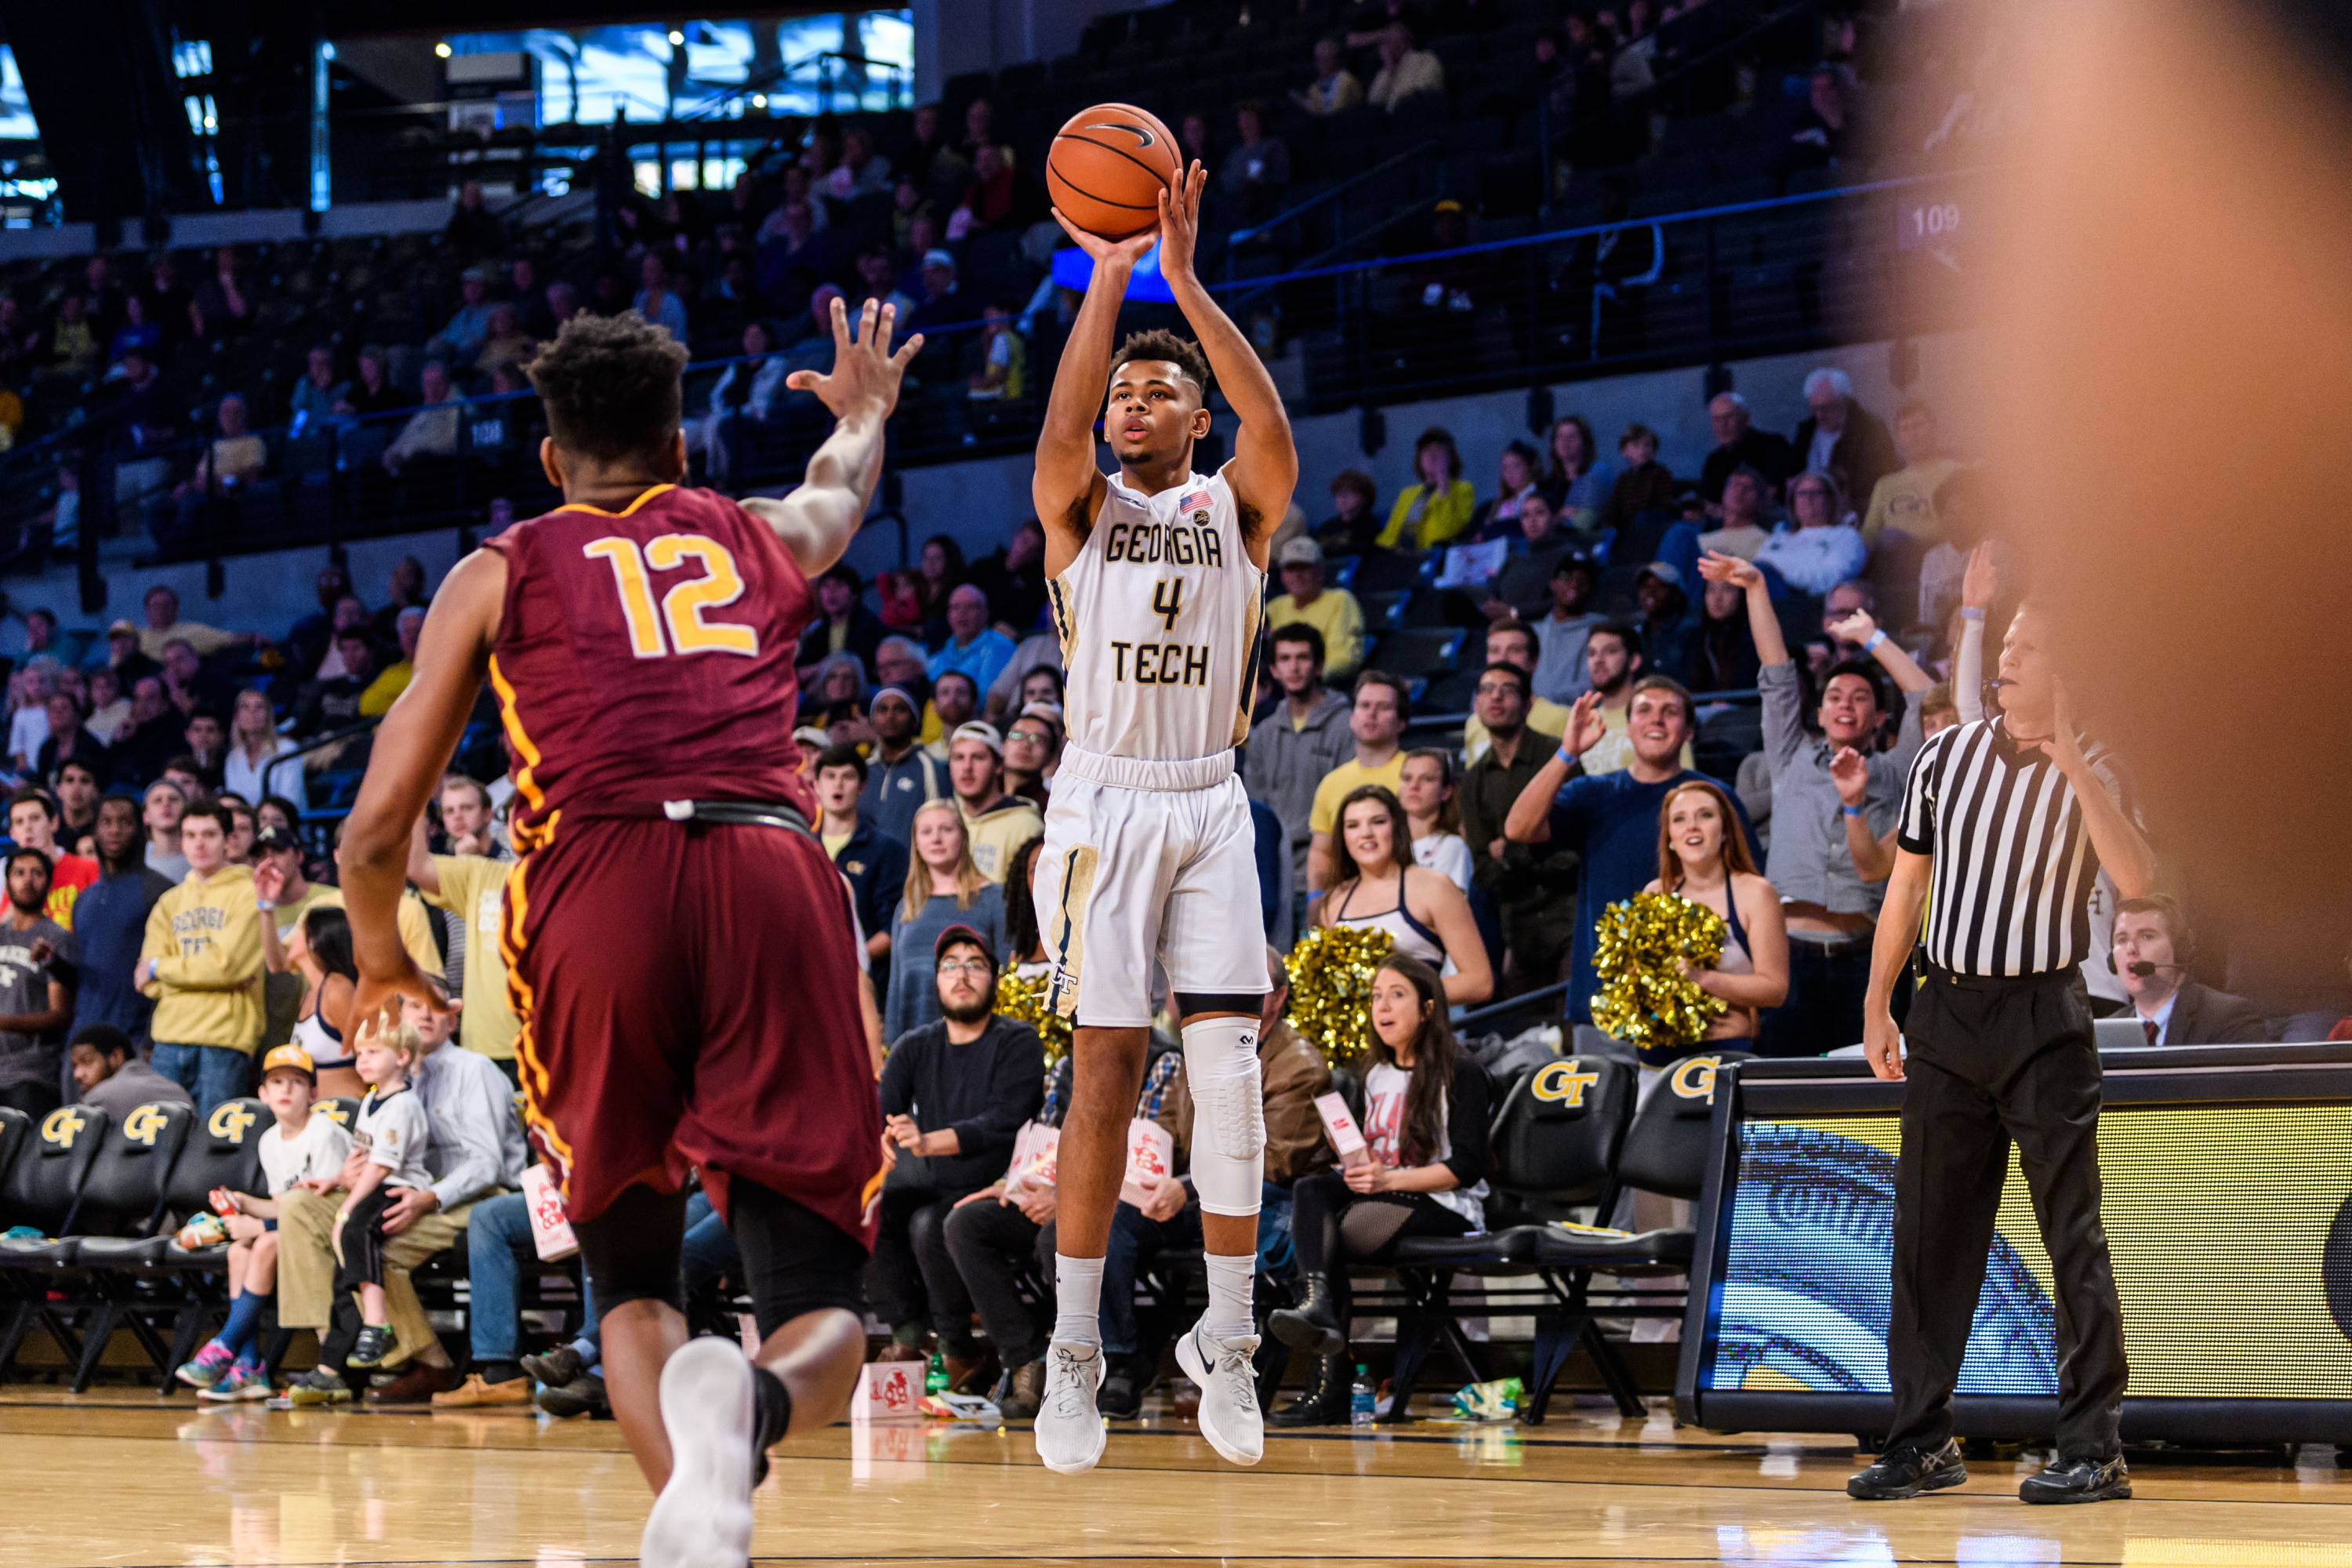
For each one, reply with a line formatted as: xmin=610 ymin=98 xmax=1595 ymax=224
xmin=2106 ymin=893 xmax=2194 ymax=978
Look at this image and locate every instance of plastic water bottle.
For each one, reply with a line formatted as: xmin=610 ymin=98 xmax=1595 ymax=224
xmin=1350 ymin=1365 xmax=1375 ymax=1426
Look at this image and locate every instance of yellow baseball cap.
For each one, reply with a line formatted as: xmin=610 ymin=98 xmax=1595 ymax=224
xmin=260 ymin=1044 xmax=315 ymax=1081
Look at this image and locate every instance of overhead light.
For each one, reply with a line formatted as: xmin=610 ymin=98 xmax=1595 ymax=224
xmin=751 ymin=94 xmax=766 ymax=108
xmin=435 ymin=41 xmax=452 ymax=58
xmin=667 ymin=30 xmax=684 ymax=45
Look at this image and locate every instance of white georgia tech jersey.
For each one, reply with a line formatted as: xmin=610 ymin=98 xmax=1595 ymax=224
xmin=1047 ymin=467 xmax=1265 ymax=765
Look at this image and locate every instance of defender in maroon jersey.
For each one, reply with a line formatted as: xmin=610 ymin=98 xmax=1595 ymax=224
xmin=336 ymin=301 xmax=920 ymax=1568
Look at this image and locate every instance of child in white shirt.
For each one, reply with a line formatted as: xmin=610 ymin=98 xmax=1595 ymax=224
xmin=335 ymin=1018 xmax=432 ymax=1371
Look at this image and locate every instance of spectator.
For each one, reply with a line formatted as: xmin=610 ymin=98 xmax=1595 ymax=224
xmin=0 ymin=848 xmax=74 ymax=1116
xmin=474 ymin=306 xmax=534 ymax=376
xmin=1540 ymin=415 xmax=1616 ymax=532
xmin=966 ymin=303 xmax=1029 ymax=403
xmin=948 ymin=723 xmax=1042 ymax=884
xmin=310 ymin=595 xmax=373 ymax=680
xmin=872 ymin=923 xmax=1045 ymax=1385
xmin=142 ymin=779 xmax=189 ymax=879
xmin=1643 ymin=779 xmax=1790 ymax=1069
xmin=158 ymin=637 xmax=232 ymax=723
xmin=1269 ymin=953 xmax=1489 ymax=1420
xmin=1697 ymin=464 xmax=1772 ymax=560
xmin=1002 ymin=706 xmax=1060 ymax=812
xmin=1379 ymin=427 xmax=1477 ymax=550
xmin=1791 ymin=366 xmax=1898 ymax=510
xmin=1292 ymin=36 xmax=1365 ymax=116
xmin=1464 ymin=620 xmax=1570 ymax=767
xmin=295 ymin=628 xmax=378 ymax=739
xmin=53 ymin=759 xmax=100 ymax=852
xmin=68 ymin=793 xmax=170 ymax=1048
xmin=406 ymin=819 xmax=522 ymax=1080
xmin=9 ymin=787 xmax=99 ymax=926
xmin=1218 ymin=102 xmax=1291 ymax=223
xmin=506 ymin=255 xmax=554 ymax=339
xmin=1268 ymin=539 xmax=1367 ymax=681
xmin=1861 ymin=400 xmax=1963 ymax=547
xmin=884 ymin=800 xmax=1007 ymax=1041
xmin=426 ymin=267 xmax=501 ymax=365
xmin=964 ymin=520 xmax=1049 ymax=642
xmin=1307 ymin=670 xmax=1410 ymax=893
xmin=1916 ymin=467 xmax=1992 ymax=633
xmin=1461 ymin=662 xmax=1577 ymax=994
xmin=1502 ymin=679 xmax=1760 ymax=1021
xmin=1367 ymin=23 xmax=1446 ymax=113
xmin=431 ymin=1181 xmax=597 ymax=1408
xmin=380 ymin=361 xmax=470 ymax=475
xmin=39 ymin=292 xmax=98 ymax=381
xmin=814 ymin=745 xmax=907 ymax=973
xmin=1635 ymin=562 xmax=1698 ymax=681
xmin=906 ymin=249 xmax=964 ymax=349
xmin=753 ymin=198 xmax=829 ymax=309
xmin=276 ymin=993 xmax=527 ymax=1404
xmin=988 ymin=655 xmax=1065 ymax=727
xmin=360 ymin=608 xmax=425 ymax=717
xmin=154 ymin=394 xmax=267 ymax=543
xmin=222 ymin=687 xmax=297 ymax=804
xmin=7 ymin=661 xmax=53 ymax=769
xmin=1484 ymin=491 xmax=1584 ymax=624
xmin=1754 ymin=471 xmax=1868 ymax=596
xmin=1595 ymin=423 xmax=1679 ymax=535
xmin=1700 ymin=550 xmax=1931 ymax=1056
xmin=1522 ymin=550 xmax=1602 ymax=706
xmin=335 ymin=345 xmax=405 ymax=419
xmin=68 ymin=1022 xmax=188 ymax=1117
xmin=632 ymin=253 xmax=689 ymax=343
xmin=1314 ymin=470 xmax=1382 ymax=553
xmin=1698 ymin=391 xmax=1798 ymax=507
xmin=862 ymin=686 xmax=949 ymax=848
xmin=1685 ymin=568 xmax=1764 ymax=693
xmin=1577 ymin=622 xmax=1699 ymax=775
xmin=695 ymin=320 xmax=788 ymax=481
xmin=797 ymin=563 xmax=888 ymax=673
xmin=81 ymin=670 xmax=131 ymax=747
xmin=1776 ymin=65 xmax=1853 ymax=194
xmin=1316 ymin=784 xmax=1492 ymax=1004
xmin=179 ymin=708 xmax=227 ymax=792
xmin=1245 ymin=623 xmax=1356 ymax=888
xmin=907 ymin=533 xmax=969 ymax=631
xmin=2110 ymin=896 xmax=2265 ymax=1045
xmin=136 ymin=802 xmax=263 ymax=1112
xmin=828 ymin=125 xmax=895 ymax=200
xmin=105 ymin=294 xmax=160 ymax=368
xmin=445 ymin=180 xmax=503 ymax=257
xmin=929 ymin=586 xmax=1018 ymax=694
xmin=1468 ymin=440 xmax=1543 ymax=543
xmin=1401 ymin=750 xmax=1473 ymax=892
xmin=289 ymin=346 xmax=348 ymax=434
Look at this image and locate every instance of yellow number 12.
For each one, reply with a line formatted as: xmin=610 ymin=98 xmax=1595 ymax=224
xmin=584 ymin=533 xmax=760 ymax=659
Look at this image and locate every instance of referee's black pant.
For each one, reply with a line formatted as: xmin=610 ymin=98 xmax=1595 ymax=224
xmin=1886 ymin=965 xmax=2128 ymax=1460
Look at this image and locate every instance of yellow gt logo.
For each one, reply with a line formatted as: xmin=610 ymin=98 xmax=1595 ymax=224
xmin=1671 ymin=1055 xmax=1724 ymax=1102
xmin=207 ymin=1102 xmax=257 ymax=1144
xmin=39 ymin=1108 xmax=86 ymax=1147
xmin=122 ymin=1105 xmax=171 ymax=1145
xmin=311 ymin=1101 xmax=350 ymax=1126
xmin=1530 ymin=1060 xmax=1602 ymax=1107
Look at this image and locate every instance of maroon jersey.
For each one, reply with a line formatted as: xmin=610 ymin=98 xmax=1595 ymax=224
xmin=485 ymin=483 xmax=815 ymax=851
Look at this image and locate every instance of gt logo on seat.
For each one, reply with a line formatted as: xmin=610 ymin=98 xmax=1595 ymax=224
xmin=39 ymin=1108 xmax=86 ymax=1147
xmin=311 ymin=1101 xmax=350 ymax=1126
xmin=1671 ymin=1056 xmax=1724 ymax=1102
xmin=1530 ymin=1061 xmax=1601 ymax=1106
xmin=122 ymin=1105 xmax=171 ymax=1145
xmin=208 ymin=1103 xmax=257 ymax=1143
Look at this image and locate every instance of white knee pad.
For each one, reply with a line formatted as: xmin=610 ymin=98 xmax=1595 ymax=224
xmin=1182 ymin=1016 xmax=1265 ymax=1217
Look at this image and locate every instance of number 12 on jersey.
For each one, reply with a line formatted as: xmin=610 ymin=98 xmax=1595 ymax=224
xmin=584 ymin=533 xmax=760 ymax=659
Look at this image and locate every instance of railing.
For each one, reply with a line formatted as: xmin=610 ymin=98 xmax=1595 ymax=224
xmin=255 ymin=714 xmax=383 ymax=814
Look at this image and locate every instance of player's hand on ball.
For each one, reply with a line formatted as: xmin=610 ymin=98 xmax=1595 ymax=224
xmin=786 ymin=295 xmax=922 ymax=422
xmin=1155 ymin=162 xmax=1210 ymax=282
xmin=1049 ymin=209 xmax=1160 ymax=266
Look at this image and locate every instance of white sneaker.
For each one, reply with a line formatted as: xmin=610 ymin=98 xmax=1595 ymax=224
xmin=641 ymin=1338 xmax=757 ymax=1568
xmin=1174 ymin=1319 xmax=1265 ymax=1467
xmin=1033 ymin=1340 xmax=1107 ymax=1475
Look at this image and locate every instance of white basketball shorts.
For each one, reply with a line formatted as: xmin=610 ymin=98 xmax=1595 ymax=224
xmin=1034 ymin=770 xmax=1271 ymax=1029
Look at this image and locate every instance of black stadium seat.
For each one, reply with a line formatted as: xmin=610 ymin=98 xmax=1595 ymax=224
xmin=0 ymin=1104 xmax=110 ymax=1379
xmin=26 ymin=1101 xmax=200 ymax=1390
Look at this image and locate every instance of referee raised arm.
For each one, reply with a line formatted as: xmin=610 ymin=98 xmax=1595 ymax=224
xmin=1848 ymin=604 xmax=2154 ymax=1507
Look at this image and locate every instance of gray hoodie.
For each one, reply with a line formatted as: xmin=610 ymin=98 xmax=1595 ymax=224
xmin=1243 ymin=687 xmax=1356 ymax=877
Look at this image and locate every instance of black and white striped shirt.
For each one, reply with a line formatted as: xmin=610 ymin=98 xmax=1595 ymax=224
xmin=1897 ymin=717 xmax=2132 ymax=977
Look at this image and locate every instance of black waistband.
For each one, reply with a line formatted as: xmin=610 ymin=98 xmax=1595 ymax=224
xmin=570 ymin=800 xmax=813 ymax=837
xmin=1923 ymin=964 xmax=2081 ymax=993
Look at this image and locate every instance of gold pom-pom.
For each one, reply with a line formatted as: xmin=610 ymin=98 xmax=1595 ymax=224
xmin=1589 ymin=891 xmax=1729 ymax=1054
xmin=1283 ymin=924 xmax=1395 ymax=1065
xmin=993 ymin=969 xmax=1073 ymax=1062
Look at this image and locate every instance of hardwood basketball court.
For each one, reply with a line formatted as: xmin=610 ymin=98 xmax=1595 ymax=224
xmin=5 ymin=1387 xmax=2344 ymax=1566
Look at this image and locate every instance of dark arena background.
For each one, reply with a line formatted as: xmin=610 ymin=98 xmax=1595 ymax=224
xmin=0 ymin=2 xmax=2346 ymax=1565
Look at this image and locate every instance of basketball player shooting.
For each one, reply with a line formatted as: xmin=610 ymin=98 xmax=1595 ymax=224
xmin=336 ymin=299 xmax=919 ymax=1568
xmin=1029 ymin=162 xmax=1298 ymax=1474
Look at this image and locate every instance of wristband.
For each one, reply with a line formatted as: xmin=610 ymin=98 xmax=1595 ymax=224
xmin=1959 ymin=606 xmax=1985 ymax=622
xmin=255 ymin=899 xmax=275 ymax=911
xmin=1862 ymin=630 xmax=1888 ymax=652
xmin=1842 ymin=804 xmax=1866 ymax=818
xmin=1555 ymin=746 xmax=1578 ymax=768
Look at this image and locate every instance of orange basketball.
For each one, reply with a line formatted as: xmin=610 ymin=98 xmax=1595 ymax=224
xmin=1047 ymin=103 xmax=1182 ymax=240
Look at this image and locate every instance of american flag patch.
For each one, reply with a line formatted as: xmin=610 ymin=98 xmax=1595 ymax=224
xmin=1178 ymin=490 xmax=1211 ymax=514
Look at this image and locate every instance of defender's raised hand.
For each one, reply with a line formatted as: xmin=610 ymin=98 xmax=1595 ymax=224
xmin=786 ymin=295 xmax=923 ymax=422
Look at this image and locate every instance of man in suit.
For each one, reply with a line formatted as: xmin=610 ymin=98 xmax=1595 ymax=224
xmin=2111 ymin=895 xmax=2267 ymax=1045
xmin=1790 ymin=367 xmax=1899 ymax=514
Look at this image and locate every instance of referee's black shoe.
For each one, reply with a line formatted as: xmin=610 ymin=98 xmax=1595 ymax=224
xmin=2020 ymin=1453 xmax=2132 ymax=1504
xmin=1847 ymin=1439 xmax=1967 ymax=1500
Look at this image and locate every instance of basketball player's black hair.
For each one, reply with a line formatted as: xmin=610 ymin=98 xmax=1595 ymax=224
xmin=526 ymin=311 xmax=691 ymax=465
xmin=1110 ymin=328 xmax=1213 ymax=401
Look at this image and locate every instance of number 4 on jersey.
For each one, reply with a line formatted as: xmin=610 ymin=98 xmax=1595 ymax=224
xmin=584 ymin=534 xmax=760 ymax=659
xmin=1152 ymin=576 xmax=1186 ymax=633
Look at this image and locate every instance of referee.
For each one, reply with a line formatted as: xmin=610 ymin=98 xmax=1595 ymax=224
xmin=1848 ymin=604 xmax=2153 ymax=1506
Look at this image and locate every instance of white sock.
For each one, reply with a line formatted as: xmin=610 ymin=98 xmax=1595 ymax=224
xmin=1052 ymin=1253 xmax=1105 ymax=1348
xmin=1201 ymin=1251 xmax=1255 ymax=1341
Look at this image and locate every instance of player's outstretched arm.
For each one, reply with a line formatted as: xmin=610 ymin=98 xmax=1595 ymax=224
xmin=338 ymin=548 xmax=504 ymax=1035
xmin=742 ymin=296 xmax=921 ymax=578
xmin=1035 ymin=212 xmax=1156 ymax=566
xmin=1158 ymin=162 xmax=1297 ymax=565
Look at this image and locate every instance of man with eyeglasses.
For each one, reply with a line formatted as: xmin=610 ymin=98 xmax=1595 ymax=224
xmin=869 ymin=923 xmax=1047 ymax=1392
xmin=1459 ymin=662 xmax=1576 ymax=996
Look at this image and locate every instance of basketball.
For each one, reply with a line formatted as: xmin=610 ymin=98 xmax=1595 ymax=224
xmin=1047 ymin=103 xmax=1181 ymax=240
